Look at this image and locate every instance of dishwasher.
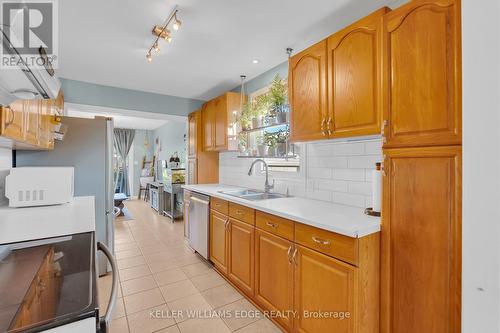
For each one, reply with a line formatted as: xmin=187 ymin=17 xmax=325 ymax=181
xmin=186 ymin=192 xmax=210 ymax=259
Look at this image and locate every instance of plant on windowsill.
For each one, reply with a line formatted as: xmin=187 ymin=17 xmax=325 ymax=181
xmin=264 ymin=132 xmax=278 ymax=157
xmin=256 ymin=135 xmax=268 ymax=157
xmin=251 ymin=94 xmax=271 ymax=129
xmin=275 ymin=127 xmax=290 ymax=157
xmin=268 ymin=74 xmax=289 ymax=124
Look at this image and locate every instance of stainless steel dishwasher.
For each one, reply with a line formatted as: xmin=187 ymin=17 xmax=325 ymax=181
xmin=186 ymin=192 xmax=210 ymax=259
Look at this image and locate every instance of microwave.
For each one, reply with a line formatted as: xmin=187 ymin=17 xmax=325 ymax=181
xmin=5 ymin=167 xmax=74 ymax=207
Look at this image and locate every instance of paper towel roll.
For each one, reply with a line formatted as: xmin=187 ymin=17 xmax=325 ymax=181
xmin=371 ymin=168 xmax=382 ymax=213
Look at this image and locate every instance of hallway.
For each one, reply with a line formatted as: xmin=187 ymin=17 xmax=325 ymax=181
xmin=99 ymin=199 xmax=281 ymax=333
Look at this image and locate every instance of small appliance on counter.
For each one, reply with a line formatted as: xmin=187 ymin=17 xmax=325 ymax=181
xmin=5 ymin=167 xmax=74 ymax=207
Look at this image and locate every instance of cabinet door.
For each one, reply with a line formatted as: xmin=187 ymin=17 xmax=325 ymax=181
xmin=294 ymin=245 xmax=356 ymax=333
xmin=39 ymin=99 xmax=55 ymax=149
xmin=327 ymin=8 xmax=387 ymax=138
xmin=289 ymin=40 xmax=328 ymax=142
xmin=210 ymin=210 xmax=229 ymax=274
xmin=382 ymin=0 xmax=461 ymax=147
xmin=381 ymin=146 xmax=461 ymax=333
xmin=1 ymin=102 xmax=25 ymax=141
xmin=228 ymin=218 xmax=254 ymax=296
xmin=188 ymin=112 xmax=198 ymax=157
xmin=214 ymin=96 xmax=228 ymax=151
xmin=24 ymin=100 xmax=41 ymax=146
xmin=202 ymin=102 xmax=215 ymax=151
xmin=187 ymin=158 xmax=197 ymax=184
xmin=255 ymin=229 xmax=294 ymax=331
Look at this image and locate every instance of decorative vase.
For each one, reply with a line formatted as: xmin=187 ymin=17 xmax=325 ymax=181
xmin=257 ymin=144 xmax=268 ymax=157
xmin=276 ymin=105 xmax=289 ymax=123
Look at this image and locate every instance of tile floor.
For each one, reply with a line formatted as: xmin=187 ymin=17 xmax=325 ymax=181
xmin=98 ymin=199 xmax=281 ymax=333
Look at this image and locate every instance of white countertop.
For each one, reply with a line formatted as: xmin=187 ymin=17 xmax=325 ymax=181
xmin=182 ymin=184 xmax=380 ymax=238
xmin=0 ymin=196 xmax=96 ymax=244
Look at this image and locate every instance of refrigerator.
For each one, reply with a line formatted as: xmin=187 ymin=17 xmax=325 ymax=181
xmin=16 ymin=116 xmax=115 ymax=276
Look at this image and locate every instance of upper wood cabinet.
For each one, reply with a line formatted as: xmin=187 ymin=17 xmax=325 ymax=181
xmin=327 ymin=7 xmax=388 ymax=138
xmin=382 ymin=0 xmax=461 ymax=147
xmin=1 ymin=104 xmax=25 ymax=141
xmin=202 ymin=92 xmax=242 ymax=151
xmin=381 ymin=146 xmax=461 ymax=333
xmin=289 ymin=40 xmax=328 ymax=142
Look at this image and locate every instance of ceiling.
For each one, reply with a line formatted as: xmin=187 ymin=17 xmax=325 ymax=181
xmin=58 ymin=0 xmax=405 ymax=101
xmin=65 ymin=103 xmax=183 ymax=130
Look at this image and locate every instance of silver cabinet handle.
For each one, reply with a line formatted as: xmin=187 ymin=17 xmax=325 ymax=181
xmin=321 ymin=118 xmax=327 ymax=136
xmin=312 ymin=236 xmax=331 ymax=246
xmin=266 ymin=222 xmax=278 ymax=228
xmin=190 ymin=196 xmax=209 ymax=205
xmin=5 ymin=107 xmax=14 ymax=125
xmin=287 ymin=246 xmax=293 ymax=264
xmin=327 ymin=117 xmax=333 ymax=136
xmin=292 ymin=248 xmax=298 ymax=266
xmin=224 ymin=218 xmax=230 ymax=231
xmin=97 ymin=242 xmax=118 ymax=333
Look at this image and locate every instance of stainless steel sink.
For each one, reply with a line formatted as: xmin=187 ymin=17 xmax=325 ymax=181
xmin=219 ymin=189 xmax=290 ymax=201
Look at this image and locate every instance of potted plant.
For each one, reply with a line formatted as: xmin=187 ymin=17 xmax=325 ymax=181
xmin=251 ymin=94 xmax=270 ymax=128
xmin=256 ymin=135 xmax=268 ymax=157
xmin=238 ymin=132 xmax=248 ymax=155
xmin=240 ymin=102 xmax=253 ymax=130
xmin=276 ymin=128 xmax=289 ymax=157
xmin=268 ymin=74 xmax=289 ymax=123
xmin=264 ymin=132 xmax=278 ymax=157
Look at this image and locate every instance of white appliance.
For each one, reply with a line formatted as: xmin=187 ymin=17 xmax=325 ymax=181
xmin=5 ymin=167 xmax=74 ymax=207
xmin=0 ymin=27 xmax=61 ymax=105
xmin=186 ymin=192 xmax=210 ymax=259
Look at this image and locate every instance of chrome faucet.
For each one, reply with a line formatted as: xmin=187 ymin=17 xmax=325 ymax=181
xmin=248 ymin=159 xmax=274 ymax=193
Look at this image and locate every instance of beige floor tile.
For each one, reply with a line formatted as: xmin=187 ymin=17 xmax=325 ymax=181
xmin=190 ymin=270 xmax=226 ymax=292
xmin=109 ymin=317 xmax=129 ymax=333
xmin=201 ymin=284 xmax=243 ymax=309
xmin=124 ymin=288 xmax=165 ymax=315
xmin=234 ymin=318 xmax=281 ymax=333
xmin=160 ymin=279 xmax=199 ymax=302
xmin=117 ymin=255 xmax=147 ymax=270
xmin=144 ymin=251 xmax=177 ymax=264
xmin=148 ymin=260 xmax=179 ymax=274
xmin=115 ymin=242 xmax=139 ymax=252
xmin=180 ymin=262 xmax=213 ymax=278
xmin=173 ymin=254 xmax=203 ymax=267
xmin=140 ymin=244 xmax=169 ymax=255
xmin=115 ymin=248 xmax=143 ymax=260
xmin=121 ymin=275 xmax=158 ymax=296
xmin=112 ymin=297 xmax=126 ymax=319
xmin=98 ymin=274 xmax=123 ymax=300
xmin=154 ymin=268 xmax=189 ymax=286
xmin=115 ymin=237 xmax=134 ymax=245
xmin=127 ymin=304 xmax=176 ymax=333
xmin=177 ymin=316 xmax=231 ymax=333
xmin=167 ymin=294 xmax=213 ymax=323
xmin=156 ymin=325 xmax=181 ymax=333
xmin=119 ymin=264 xmax=151 ymax=281
xmin=217 ymin=298 xmax=262 ymax=331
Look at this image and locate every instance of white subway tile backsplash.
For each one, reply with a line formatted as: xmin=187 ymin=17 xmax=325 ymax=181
xmin=219 ymin=138 xmax=382 ymax=208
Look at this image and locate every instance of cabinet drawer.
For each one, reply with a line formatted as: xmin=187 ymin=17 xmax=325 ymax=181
xmin=211 ymin=197 xmax=228 ymax=215
xmin=295 ymin=223 xmax=358 ymax=265
xmin=255 ymin=211 xmax=294 ymax=241
xmin=229 ymin=202 xmax=255 ymax=225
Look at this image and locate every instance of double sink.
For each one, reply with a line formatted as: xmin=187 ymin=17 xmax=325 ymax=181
xmin=219 ymin=189 xmax=290 ymax=201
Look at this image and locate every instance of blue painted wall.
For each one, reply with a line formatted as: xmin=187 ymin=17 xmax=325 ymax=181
xmin=61 ymin=78 xmax=204 ymax=117
xmin=153 ymin=121 xmax=187 ymax=165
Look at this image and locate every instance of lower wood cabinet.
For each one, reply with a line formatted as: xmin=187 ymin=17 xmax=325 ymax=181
xmin=255 ymin=229 xmax=294 ymax=331
xmin=228 ymin=218 xmax=255 ymax=297
xmin=209 ymin=209 xmax=229 ymax=274
xmin=294 ymin=244 xmax=355 ymax=333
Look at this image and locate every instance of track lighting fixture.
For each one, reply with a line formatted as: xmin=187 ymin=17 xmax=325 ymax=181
xmin=146 ymin=6 xmax=182 ymax=63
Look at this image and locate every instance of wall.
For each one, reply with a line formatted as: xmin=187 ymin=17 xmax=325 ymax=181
xmin=0 ymin=148 xmax=12 ymax=205
xmin=462 ymin=0 xmax=500 ymax=331
xmin=153 ymin=120 xmax=188 ymax=165
xmin=131 ymin=129 xmax=154 ymax=197
xmin=61 ymin=78 xmax=204 ymax=117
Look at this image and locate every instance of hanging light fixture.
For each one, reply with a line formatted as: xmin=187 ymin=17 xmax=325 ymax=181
xmin=146 ymin=5 xmax=182 ymax=63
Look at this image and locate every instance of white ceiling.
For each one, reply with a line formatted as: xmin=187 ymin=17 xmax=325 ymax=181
xmin=65 ymin=103 xmax=184 ymax=130
xmin=58 ymin=0 xmax=405 ymax=101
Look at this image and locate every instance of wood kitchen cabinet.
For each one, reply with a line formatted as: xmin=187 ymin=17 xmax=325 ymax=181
xmin=201 ymin=92 xmax=242 ymax=151
xmin=382 ymin=0 xmax=461 ymax=147
xmin=1 ymin=103 xmax=25 ymax=141
xmin=327 ymin=7 xmax=387 ymax=139
xmin=209 ymin=209 xmax=229 ymax=274
xmin=228 ymin=218 xmax=255 ymax=297
xmin=294 ymin=244 xmax=356 ymax=333
xmin=255 ymin=229 xmax=294 ymax=331
xmin=381 ymin=146 xmax=461 ymax=333
xmin=187 ymin=109 xmax=218 ymax=184
xmin=289 ymin=40 xmax=328 ymax=142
